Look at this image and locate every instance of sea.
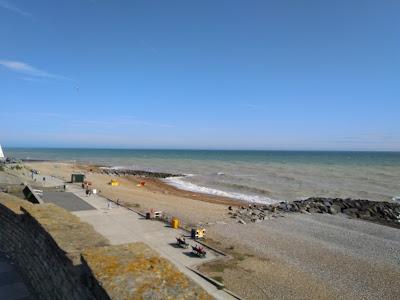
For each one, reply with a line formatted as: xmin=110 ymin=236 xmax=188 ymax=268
xmin=5 ymin=148 xmax=400 ymax=204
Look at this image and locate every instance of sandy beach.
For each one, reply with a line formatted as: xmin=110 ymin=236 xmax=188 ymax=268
xmin=9 ymin=161 xmax=400 ymax=299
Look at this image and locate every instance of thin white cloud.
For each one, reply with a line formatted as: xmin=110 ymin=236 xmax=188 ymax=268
xmin=243 ymin=103 xmax=264 ymax=110
xmin=0 ymin=1 xmax=32 ymax=17
xmin=2 ymin=112 xmax=175 ymax=129
xmin=20 ymin=77 xmax=45 ymax=83
xmin=71 ymin=120 xmax=115 ymax=127
xmin=70 ymin=117 xmax=175 ymax=129
xmin=0 ymin=60 xmax=70 ymax=80
xmin=117 ymin=116 xmax=175 ymax=128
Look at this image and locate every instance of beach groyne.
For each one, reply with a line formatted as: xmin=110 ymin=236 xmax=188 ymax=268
xmin=230 ymin=197 xmax=400 ymax=227
xmin=101 ymin=168 xmax=182 ymax=178
xmin=0 ymin=192 xmax=210 ymax=300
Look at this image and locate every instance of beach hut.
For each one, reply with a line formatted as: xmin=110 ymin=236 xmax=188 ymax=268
xmin=71 ymin=173 xmax=85 ymax=183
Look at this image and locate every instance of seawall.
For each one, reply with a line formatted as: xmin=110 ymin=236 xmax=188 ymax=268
xmin=0 ymin=192 xmax=210 ymax=299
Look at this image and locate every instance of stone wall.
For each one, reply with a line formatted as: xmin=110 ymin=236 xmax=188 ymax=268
xmin=0 ymin=192 xmax=109 ymax=299
xmin=0 ymin=192 xmax=210 ymax=299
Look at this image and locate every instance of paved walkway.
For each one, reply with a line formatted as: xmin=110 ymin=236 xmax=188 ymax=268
xmin=0 ymin=253 xmax=33 ymax=300
xmin=42 ymin=191 xmax=95 ymax=211
xmin=33 ymin=173 xmax=235 ymax=299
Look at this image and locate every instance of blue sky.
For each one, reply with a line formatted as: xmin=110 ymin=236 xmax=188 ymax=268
xmin=0 ymin=0 xmax=399 ymax=150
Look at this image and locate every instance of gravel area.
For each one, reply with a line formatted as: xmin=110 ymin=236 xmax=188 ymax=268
xmin=209 ymin=213 xmax=400 ymax=300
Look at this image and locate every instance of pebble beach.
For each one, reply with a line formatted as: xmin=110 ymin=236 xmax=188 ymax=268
xmin=2 ymin=161 xmax=397 ymax=299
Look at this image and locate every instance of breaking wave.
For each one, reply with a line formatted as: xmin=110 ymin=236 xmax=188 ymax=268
xmin=216 ymin=182 xmax=273 ymax=196
xmin=164 ymin=176 xmax=278 ymax=204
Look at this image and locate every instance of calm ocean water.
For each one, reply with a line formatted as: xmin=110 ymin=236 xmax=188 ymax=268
xmin=5 ymin=148 xmax=400 ymax=203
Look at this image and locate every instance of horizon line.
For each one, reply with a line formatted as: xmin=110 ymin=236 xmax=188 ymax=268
xmin=2 ymin=146 xmax=400 ymax=153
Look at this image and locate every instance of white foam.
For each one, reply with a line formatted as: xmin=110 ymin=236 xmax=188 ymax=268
xmin=100 ymin=166 xmax=127 ymax=170
xmin=164 ymin=176 xmax=277 ymax=204
xmin=104 ymin=165 xmax=156 ymax=172
xmin=111 ymin=166 xmax=130 ymax=170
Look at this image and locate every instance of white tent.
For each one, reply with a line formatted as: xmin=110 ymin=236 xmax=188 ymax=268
xmin=0 ymin=145 xmax=4 ymax=160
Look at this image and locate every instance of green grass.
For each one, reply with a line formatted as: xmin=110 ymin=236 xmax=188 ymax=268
xmin=10 ymin=165 xmax=22 ymax=170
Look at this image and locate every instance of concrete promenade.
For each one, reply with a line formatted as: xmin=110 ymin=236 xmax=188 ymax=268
xmin=35 ymin=173 xmax=235 ymax=300
xmin=43 ymin=191 xmax=95 ymax=211
xmin=0 ymin=252 xmax=33 ymax=300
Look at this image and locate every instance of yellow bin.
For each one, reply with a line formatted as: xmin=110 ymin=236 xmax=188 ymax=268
xmin=110 ymin=179 xmax=119 ymax=186
xmin=171 ymin=218 xmax=179 ymax=229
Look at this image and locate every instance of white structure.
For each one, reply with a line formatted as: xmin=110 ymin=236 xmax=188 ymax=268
xmin=0 ymin=145 xmax=5 ymax=161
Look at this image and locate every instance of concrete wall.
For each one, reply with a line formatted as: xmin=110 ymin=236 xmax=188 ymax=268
xmin=0 ymin=193 xmax=109 ymax=299
xmin=22 ymin=185 xmax=43 ymax=204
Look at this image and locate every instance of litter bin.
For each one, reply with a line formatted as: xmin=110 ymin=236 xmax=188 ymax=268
xmin=171 ymin=218 xmax=179 ymax=229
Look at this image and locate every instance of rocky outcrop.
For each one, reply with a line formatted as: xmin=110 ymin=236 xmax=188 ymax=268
xmin=229 ymin=197 xmax=400 ymax=227
xmin=101 ymin=168 xmax=182 ymax=178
